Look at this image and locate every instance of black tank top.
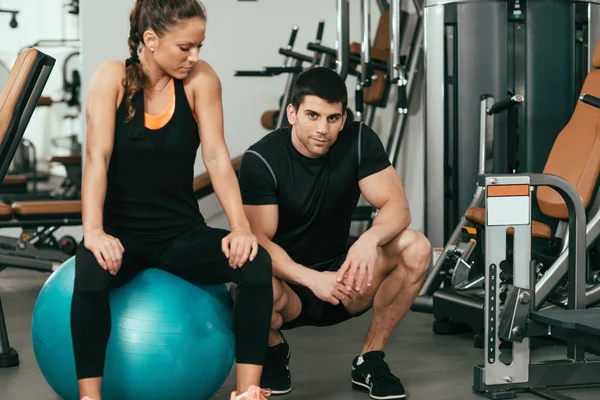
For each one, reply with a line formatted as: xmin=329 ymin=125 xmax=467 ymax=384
xmin=103 ymin=75 xmax=205 ymax=242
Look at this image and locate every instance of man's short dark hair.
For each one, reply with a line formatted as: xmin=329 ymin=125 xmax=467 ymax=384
xmin=290 ymin=67 xmax=348 ymax=113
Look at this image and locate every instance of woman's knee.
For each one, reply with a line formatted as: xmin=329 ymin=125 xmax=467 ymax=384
xmin=74 ymin=246 xmax=113 ymax=292
xmin=240 ymin=245 xmax=272 ymax=285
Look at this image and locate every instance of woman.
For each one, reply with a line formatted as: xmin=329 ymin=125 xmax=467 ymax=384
xmin=72 ymin=1 xmax=273 ymax=399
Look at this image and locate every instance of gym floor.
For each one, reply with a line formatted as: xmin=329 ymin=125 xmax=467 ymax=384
xmin=1 ymin=267 xmax=599 ymax=400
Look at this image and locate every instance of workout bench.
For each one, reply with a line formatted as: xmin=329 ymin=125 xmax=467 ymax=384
xmin=0 ymin=47 xmax=57 ymax=368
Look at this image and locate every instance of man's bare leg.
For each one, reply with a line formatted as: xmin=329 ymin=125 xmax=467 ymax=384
xmin=344 ymin=230 xmax=431 ymax=355
xmin=341 ymin=229 xmax=430 ymax=399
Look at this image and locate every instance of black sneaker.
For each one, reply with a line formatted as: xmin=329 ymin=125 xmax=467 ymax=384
xmin=260 ymin=332 xmax=292 ymax=395
xmin=351 ymin=351 xmax=406 ymax=399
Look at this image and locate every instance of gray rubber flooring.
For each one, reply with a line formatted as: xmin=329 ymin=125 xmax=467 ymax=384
xmin=1 ymin=267 xmax=599 ymax=400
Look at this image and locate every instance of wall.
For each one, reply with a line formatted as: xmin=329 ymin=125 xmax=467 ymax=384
xmin=0 ymin=0 xmax=81 ymax=175
xmin=79 ymin=0 xmax=135 ymax=155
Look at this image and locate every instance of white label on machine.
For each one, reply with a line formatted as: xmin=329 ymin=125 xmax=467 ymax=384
xmin=487 ymin=196 xmax=530 ymax=226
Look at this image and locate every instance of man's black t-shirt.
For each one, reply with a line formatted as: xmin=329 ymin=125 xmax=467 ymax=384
xmin=238 ymin=121 xmax=391 ymax=267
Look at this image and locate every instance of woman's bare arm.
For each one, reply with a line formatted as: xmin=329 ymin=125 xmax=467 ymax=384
xmin=81 ymin=61 xmax=122 ymax=235
xmin=190 ymin=61 xmax=258 ymax=266
xmin=81 ymin=61 xmax=124 ymax=273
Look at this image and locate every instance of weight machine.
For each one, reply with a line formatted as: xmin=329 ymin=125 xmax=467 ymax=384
xmin=473 ymin=93 xmax=600 ymax=400
xmin=413 ymin=37 xmax=600 ymax=350
xmin=235 ymin=22 xmax=326 ymax=130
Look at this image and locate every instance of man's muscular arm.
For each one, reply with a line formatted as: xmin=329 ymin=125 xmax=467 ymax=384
xmin=359 ymin=165 xmax=411 ymax=246
xmin=243 ymin=204 xmax=315 ymax=286
xmin=336 ymin=122 xmax=412 ymax=292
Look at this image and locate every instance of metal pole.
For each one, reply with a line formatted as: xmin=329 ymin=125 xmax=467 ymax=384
xmin=356 ymin=0 xmax=372 ymax=122
xmin=376 ymin=0 xmax=390 ymax=13
xmin=361 ymin=0 xmax=371 ymax=79
xmin=389 ymin=0 xmax=401 ymax=82
xmin=335 ymin=0 xmax=350 ymax=80
xmin=276 ymin=26 xmax=299 ymax=129
xmin=388 ymin=16 xmax=423 ymax=166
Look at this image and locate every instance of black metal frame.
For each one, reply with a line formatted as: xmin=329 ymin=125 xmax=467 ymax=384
xmin=0 ymin=49 xmax=56 ymax=368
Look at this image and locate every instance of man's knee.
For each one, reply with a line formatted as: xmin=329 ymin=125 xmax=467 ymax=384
xmin=401 ymin=230 xmax=431 ymax=276
xmin=388 ymin=230 xmax=431 ymax=276
xmin=271 ymin=277 xmax=302 ymax=325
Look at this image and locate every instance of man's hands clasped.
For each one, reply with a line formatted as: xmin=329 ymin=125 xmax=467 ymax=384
xmin=336 ymin=233 xmax=379 ymax=293
xmin=308 ymin=233 xmax=380 ymax=305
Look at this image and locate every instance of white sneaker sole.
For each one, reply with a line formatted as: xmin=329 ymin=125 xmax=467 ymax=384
xmin=269 ymin=387 xmax=292 ymax=396
xmin=351 ymin=379 xmax=407 ymax=399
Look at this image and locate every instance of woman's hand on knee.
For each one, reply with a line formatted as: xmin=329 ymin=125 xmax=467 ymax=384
xmin=84 ymin=229 xmax=125 ymax=275
xmin=221 ymin=227 xmax=258 ymax=268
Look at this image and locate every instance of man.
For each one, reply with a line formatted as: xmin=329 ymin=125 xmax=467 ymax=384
xmin=237 ymin=67 xmax=431 ymax=400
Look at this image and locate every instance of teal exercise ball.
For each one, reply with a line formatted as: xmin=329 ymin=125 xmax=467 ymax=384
xmin=31 ymin=257 xmax=235 ymax=400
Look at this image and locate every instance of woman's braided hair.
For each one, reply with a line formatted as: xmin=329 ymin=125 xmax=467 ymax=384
xmin=124 ymin=0 xmax=206 ymax=122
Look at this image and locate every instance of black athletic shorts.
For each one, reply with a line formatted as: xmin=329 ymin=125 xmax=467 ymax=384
xmin=280 ymin=253 xmax=367 ymax=330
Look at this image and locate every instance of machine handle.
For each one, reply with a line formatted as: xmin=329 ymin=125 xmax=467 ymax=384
xmin=580 ymin=94 xmax=600 ymax=109
xmin=397 ymin=79 xmax=408 ymax=113
xmin=264 ymin=66 xmax=304 ymax=74
xmin=288 ymin=25 xmax=299 ymax=48
xmin=307 ymin=42 xmax=337 ymax=57
xmin=487 ymin=94 xmax=524 ymax=115
xmin=316 ymin=21 xmax=325 ymax=41
xmin=234 ymin=70 xmax=273 ymax=77
xmin=355 ymin=82 xmax=364 ymax=119
xmin=278 ymin=49 xmax=314 ymax=63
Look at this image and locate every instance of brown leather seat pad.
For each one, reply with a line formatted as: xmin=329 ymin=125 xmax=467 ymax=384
xmin=37 ymin=96 xmax=53 ymax=107
xmin=537 ymin=68 xmax=600 ymax=220
xmin=0 ymin=202 xmax=12 ymax=217
xmin=193 ymin=155 xmax=242 ymax=193
xmin=50 ymin=155 xmax=82 ymax=166
xmin=12 ymin=200 xmax=82 ymax=216
xmin=0 ymin=48 xmax=39 ymax=144
xmin=593 ymin=37 xmax=600 ymax=69
xmin=465 ymin=207 xmax=552 ymax=239
xmin=261 ymin=110 xmax=278 ymax=131
xmin=2 ymin=175 xmax=27 ymax=185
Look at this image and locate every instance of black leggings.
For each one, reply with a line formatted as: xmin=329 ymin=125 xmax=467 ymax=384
xmin=70 ymin=223 xmax=273 ymax=380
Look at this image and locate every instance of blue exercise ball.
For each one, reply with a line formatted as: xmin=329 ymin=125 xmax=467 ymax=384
xmin=31 ymin=257 xmax=235 ymax=400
